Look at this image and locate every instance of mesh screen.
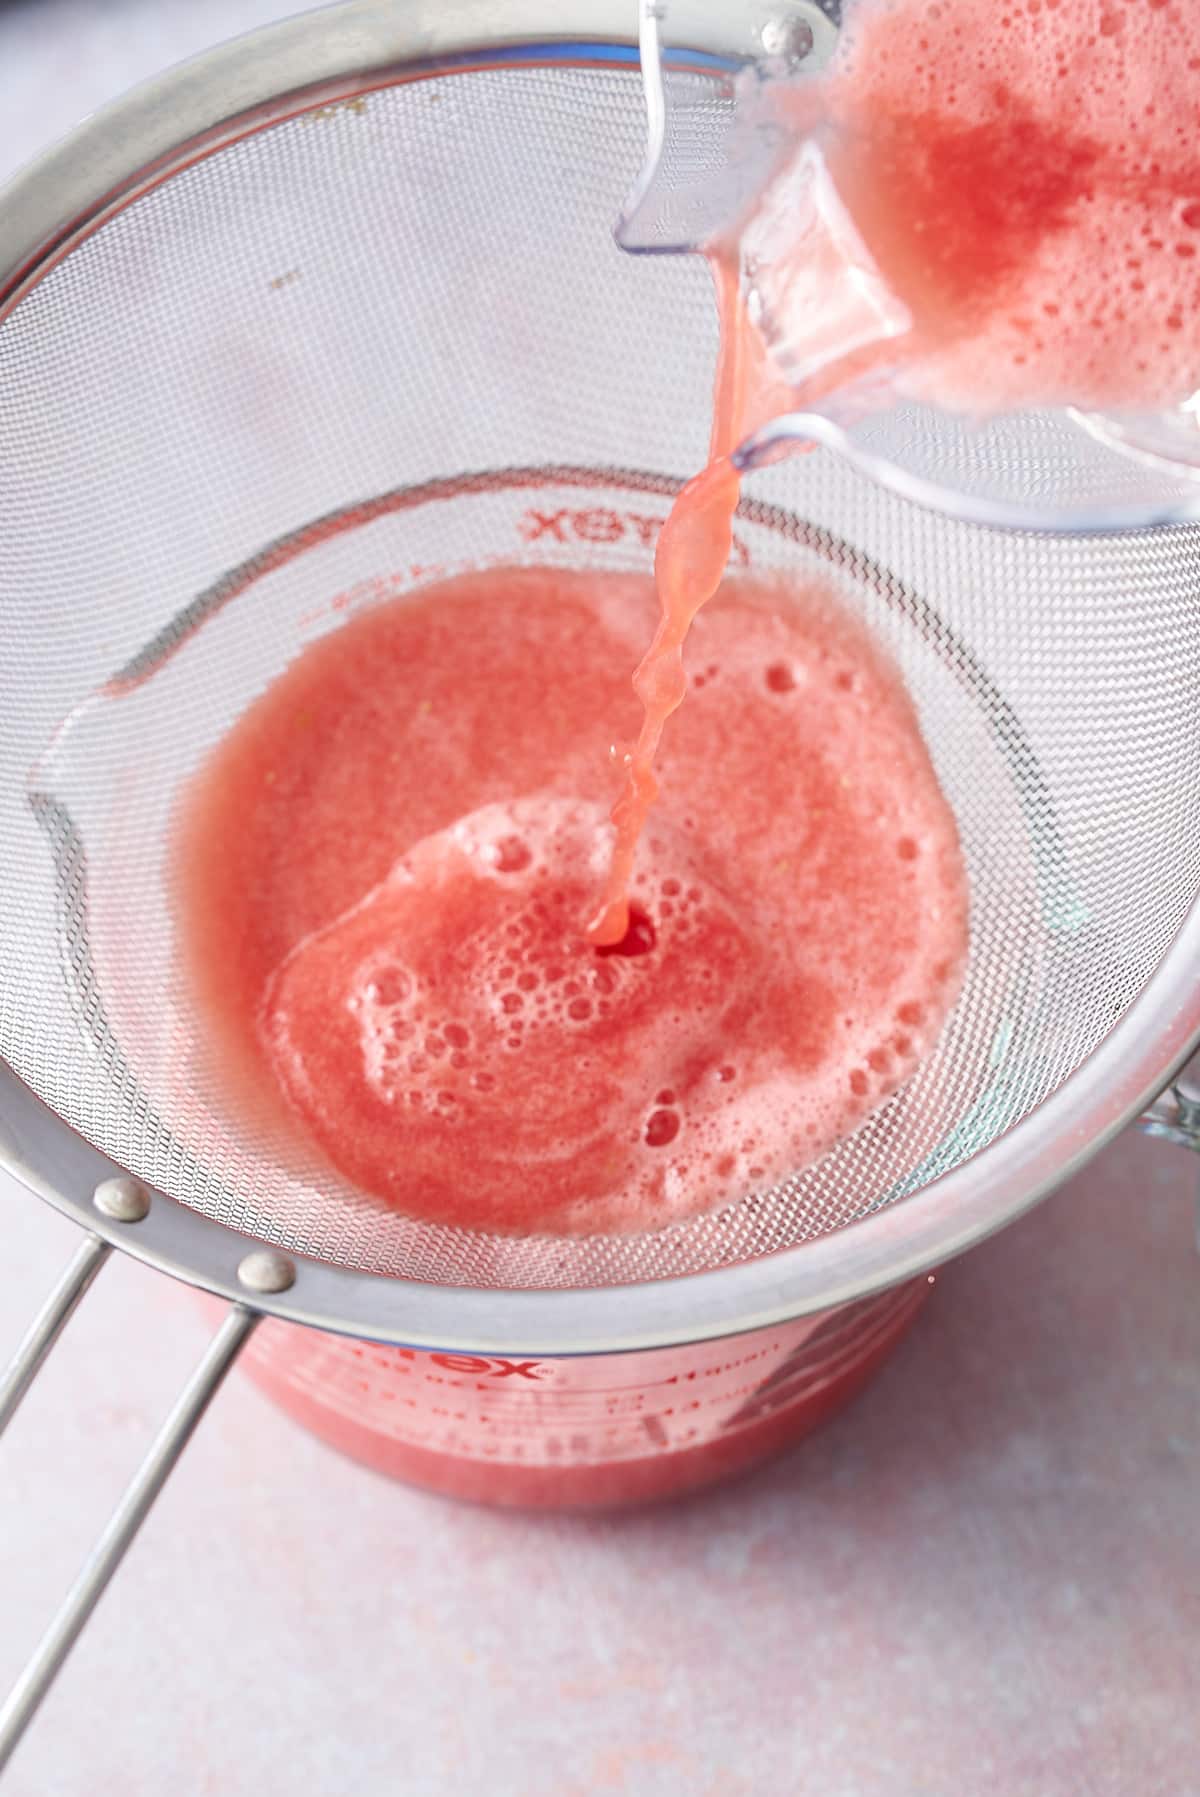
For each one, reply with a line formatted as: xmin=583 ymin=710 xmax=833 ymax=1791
xmin=2 ymin=62 xmax=1200 ymax=1290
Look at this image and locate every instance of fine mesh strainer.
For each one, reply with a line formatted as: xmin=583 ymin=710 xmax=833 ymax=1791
xmin=3 ymin=0 xmax=1200 ymax=1766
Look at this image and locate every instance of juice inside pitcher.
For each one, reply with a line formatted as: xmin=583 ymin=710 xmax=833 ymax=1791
xmin=738 ymin=0 xmax=1200 ymax=420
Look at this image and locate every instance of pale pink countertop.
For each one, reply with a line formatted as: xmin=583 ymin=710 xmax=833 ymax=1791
xmin=1 ymin=5 xmax=1198 ymax=1792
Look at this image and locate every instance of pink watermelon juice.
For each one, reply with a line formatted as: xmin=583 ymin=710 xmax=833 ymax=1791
xmin=178 ymin=566 xmax=967 ymax=1237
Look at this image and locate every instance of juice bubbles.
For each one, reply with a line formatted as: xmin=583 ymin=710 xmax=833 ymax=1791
xmin=179 ymin=562 xmax=962 ymax=1505
xmin=179 ymin=568 xmax=968 ymax=1236
xmin=752 ymin=0 xmax=1200 ymax=414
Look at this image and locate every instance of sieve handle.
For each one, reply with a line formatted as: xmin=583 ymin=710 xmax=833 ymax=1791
xmin=0 ymin=1243 xmax=257 ymax=1777
xmin=0 ymin=1232 xmax=110 ymax=1435
xmin=1139 ymin=1071 xmax=1200 ymax=1153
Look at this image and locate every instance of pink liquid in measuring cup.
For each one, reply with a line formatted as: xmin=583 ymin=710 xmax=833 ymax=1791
xmin=179 ymin=568 xmax=967 ymax=1238
xmin=177 ymin=560 xmax=965 ymax=1506
xmin=241 ymin=1278 xmax=932 ymax=1510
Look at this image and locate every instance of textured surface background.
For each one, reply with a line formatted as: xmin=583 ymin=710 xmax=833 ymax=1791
xmin=2 ymin=4 xmax=1199 ymax=1792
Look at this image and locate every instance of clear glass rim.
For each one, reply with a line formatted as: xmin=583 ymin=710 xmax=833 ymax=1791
xmin=736 ymin=410 xmax=1200 ymax=532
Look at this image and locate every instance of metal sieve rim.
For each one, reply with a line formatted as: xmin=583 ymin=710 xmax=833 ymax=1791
xmin=2 ymin=1 xmax=1200 ymax=1351
xmin=0 ymin=0 xmax=772 ymax=329
xmin=5 ymin=451 xmax=1200 ymax=1349
xmin=4 ymin=930 xmax=1200 ymax=1352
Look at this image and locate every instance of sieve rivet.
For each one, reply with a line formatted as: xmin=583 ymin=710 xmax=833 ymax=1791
xmin=760 ymin=13 xmax=815 ymax=63
xmin=237 ymin=1249 xmax=296 ymax=1295
xmin=93 ymin=1176 xmax=151 ymax=1223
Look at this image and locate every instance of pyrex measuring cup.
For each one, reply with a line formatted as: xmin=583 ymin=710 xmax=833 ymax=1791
xmin=4 ymin=0 xmax=1200 ymax=1761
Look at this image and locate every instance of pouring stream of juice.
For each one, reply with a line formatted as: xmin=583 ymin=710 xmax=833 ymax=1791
xmin=586 ymin=257 xmax=747 ymax=945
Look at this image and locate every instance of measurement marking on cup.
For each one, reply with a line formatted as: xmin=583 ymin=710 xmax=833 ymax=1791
xmin=373 ymin=1351 xmax=551 ymax=1380
xmin=517 ymin=506 xmax=750 ymax=565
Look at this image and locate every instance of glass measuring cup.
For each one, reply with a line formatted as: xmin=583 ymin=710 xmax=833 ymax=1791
xmin=240 ymin=1280 xmax=929 ymax=1508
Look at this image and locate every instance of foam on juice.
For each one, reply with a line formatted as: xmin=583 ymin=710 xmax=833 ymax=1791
xmin=179 ymin=569 xmax=970 ymax=1236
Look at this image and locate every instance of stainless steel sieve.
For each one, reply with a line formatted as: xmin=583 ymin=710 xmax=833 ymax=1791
xmin=2 ymin=0 xmax=1200 ymax=1769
